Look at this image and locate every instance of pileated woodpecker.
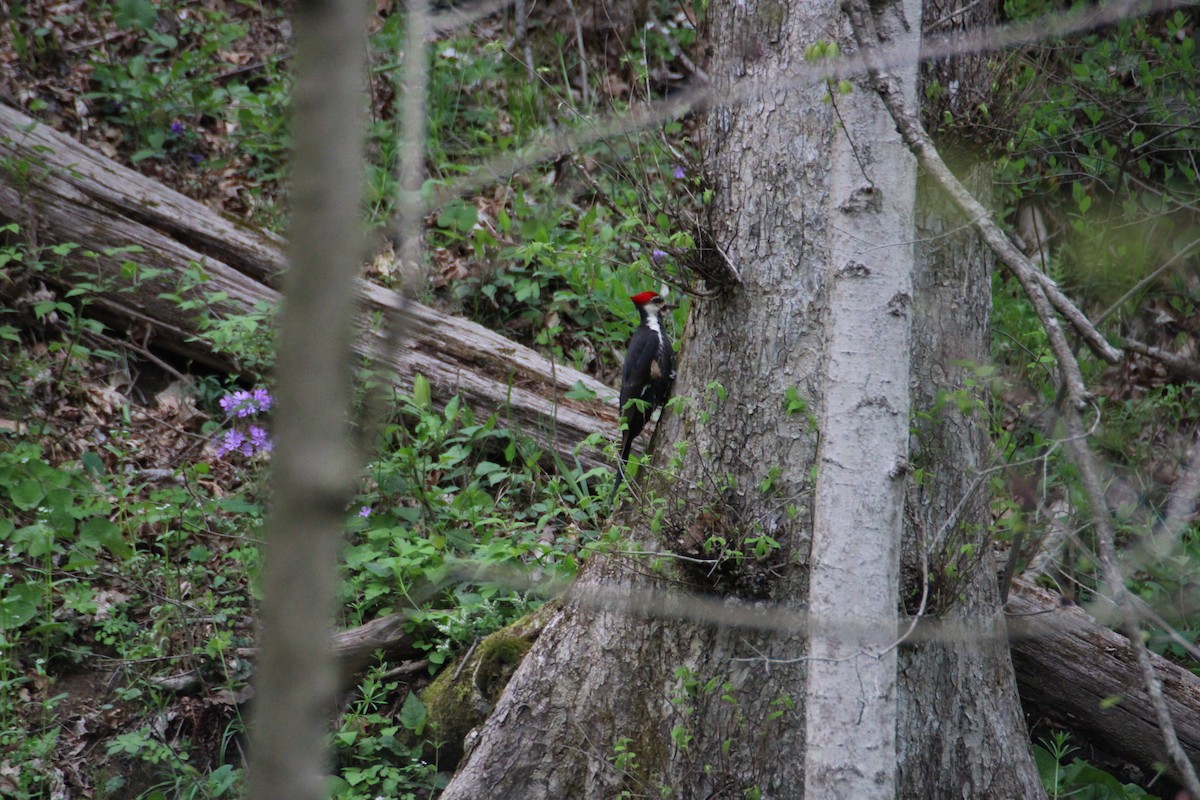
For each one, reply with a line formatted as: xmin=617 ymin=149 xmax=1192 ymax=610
xmin=616 ymin=291 xmax=675 ymax=487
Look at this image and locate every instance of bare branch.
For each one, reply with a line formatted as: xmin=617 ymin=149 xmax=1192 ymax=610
xmin=1124 ymin=338 xmax=1200 ymax=382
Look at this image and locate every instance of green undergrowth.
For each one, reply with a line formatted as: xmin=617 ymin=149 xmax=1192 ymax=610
xmin=0 ymin=318 xmax=621 ymax=797
xmin=987 ymin=2 xmax=1200 ymax=666
xmin=1036 ymin=732 xmax=1157 ymax=799
xmin=0 ymin=231 xmax=625 ymax=797
xmin=991 ymin=266 xmax=1200 ymax=662
xmin=995 ymin=6 xmax=1200 ymax=310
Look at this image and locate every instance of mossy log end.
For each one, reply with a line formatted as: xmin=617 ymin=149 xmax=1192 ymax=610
xmin=419 ymin=603 xmax=557 ymax=770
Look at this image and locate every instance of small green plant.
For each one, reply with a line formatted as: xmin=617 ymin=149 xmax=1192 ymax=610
xmin=330 ymin=668 xmax=443 ymax=799
xmin=342 ymin=377 xmax=609 ymax=665
xmin=1035 ymin=731 xmax=1155 ymax=799
xmin=612 ymin=736 xmax=640 ymax=773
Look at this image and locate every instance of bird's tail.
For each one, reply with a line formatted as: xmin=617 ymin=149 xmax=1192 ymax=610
xmin=613 ymin=432 xmax=634 ymax=494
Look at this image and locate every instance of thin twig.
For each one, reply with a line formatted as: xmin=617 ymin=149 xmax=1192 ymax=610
xmin=564 ymin=0 xmax=592 ymax=107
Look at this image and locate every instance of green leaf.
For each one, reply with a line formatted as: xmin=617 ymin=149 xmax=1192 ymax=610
xmin=113 ymin=0 xmax=157 ymax=31
xmin=0 ymin=581 xmax=41 ymax=629
xmin=444 ymin=395 xmax=461 ymax=423
xmin=437 ymin=200 xmax=478 ymax=234
xmin=188 ymin=545 xmax=214 ymax=563
xmin=565 ymin=381 xmax=597 ymax=401
xmin=399 ymin=691 xmax=427 ymax=734
xmin=80 ymin=516 xmax=132 ymax=560
xmin=12 ymin=523 xmax=54 ymax=557
xmin=413 ymin=374 xmax=432 ymax=410
xmin=11 ymin=478 xmax=45 ymax=510
xmin=82 ymin=450 xmax=106 ymax=475
xmin=217 ymin=496 xmax=260 ymax=514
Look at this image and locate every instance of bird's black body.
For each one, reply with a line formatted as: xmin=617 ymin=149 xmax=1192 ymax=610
xmin=616 ymin=292 xmax=675 ymax=487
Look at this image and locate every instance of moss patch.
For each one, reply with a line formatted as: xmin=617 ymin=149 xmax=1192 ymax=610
xmin=419 ymin=621 xmax=536 ymax=769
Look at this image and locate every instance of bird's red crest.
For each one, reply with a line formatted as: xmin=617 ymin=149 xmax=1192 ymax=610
xmin=630 ymin=291 xmax=659 ymax=306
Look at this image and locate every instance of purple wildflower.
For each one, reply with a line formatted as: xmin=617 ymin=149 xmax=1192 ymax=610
xmin=170 ymin=121 xmax=185 ymax=135
xmin=216 ymin=429 xmax=245 ymax=457
xmin=251 ymin=389 xmax=273 ymax=413
xmin=652 ymin=249 xmax=668 ymax=263
xmin=673 ymin=165 xmax=686 ymax=180
xmin=248 ymin=425 xmax=272 ymax=453
xmin=358 ymin=506 xmax=372 ymax=518
xmin=220 ymin=388 xmax=273 ymax=418
xmin=219 ymin=390 xmax=251 ymax=416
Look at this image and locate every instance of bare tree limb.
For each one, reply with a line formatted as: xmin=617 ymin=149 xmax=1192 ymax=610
xmin=1124 ymin=338 xmax=1200 ymax=382
xmin=0 ymin=102 xmax=625 ymax=470
xmin=1008 ymin=578 xmax=1200 ymax=776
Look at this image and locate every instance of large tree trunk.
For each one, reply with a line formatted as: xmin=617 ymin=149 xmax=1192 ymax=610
xmin=0 ymin=102 xmax=622 ymax=469
xmin=897 ymin=171 xmax=1046 ymax=796
xmin=443 ymin=0 xmax=832 ymax=792
xmin=804 ymin=0 xmax=920 ymax=791
xmin=890 ymin=0 xmax=1046 ymax=789
xmin=443 ymin=0 xmax=1041 ymax=797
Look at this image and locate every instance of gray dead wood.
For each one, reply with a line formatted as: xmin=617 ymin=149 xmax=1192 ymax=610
xmin=0 ymin=103 xmax=623 ymax=468
xmin=1007 ymin=577 xmax=1200 ymax=780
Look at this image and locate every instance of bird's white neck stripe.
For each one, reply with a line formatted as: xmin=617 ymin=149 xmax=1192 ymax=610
xmin=643 ymin=303 xmax=662 ymax=335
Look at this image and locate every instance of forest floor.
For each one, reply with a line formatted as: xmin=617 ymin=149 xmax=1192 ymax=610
xmin=3 ymin=1 xmax=1200 ymax=799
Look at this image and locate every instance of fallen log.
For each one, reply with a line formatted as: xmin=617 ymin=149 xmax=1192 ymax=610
xmin=1007 ymin=577 xmax=1200 ymax=784
xmin=0 ymin=102 xmax=624 ymax=468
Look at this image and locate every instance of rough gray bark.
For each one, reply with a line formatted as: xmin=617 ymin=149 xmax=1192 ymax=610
xmin=897 ymin=172 xmax=1046 ymax=797
xmin=804 ymin=0 xmax=919 ymax=791
xmin=246 ymin=0 xmax=370 ymax=796
xmin=0 ymin=102 xmax=622 ymax=469
xmin=442 ymin=0 xmax=836 ymax=794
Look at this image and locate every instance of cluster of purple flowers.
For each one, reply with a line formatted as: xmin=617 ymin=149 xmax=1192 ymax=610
xmin=216 ymin=425 xmax=272 ymax=458
xmin=215 ymin=388 xmax=273 ymax=458
xmin=219 ymin=388 xmax=272 ymax=417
